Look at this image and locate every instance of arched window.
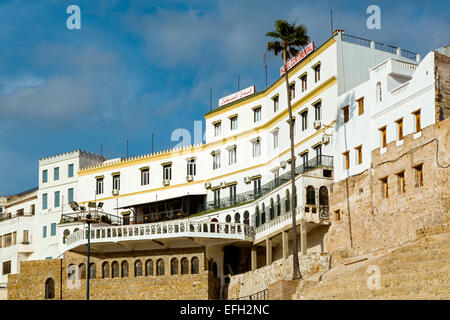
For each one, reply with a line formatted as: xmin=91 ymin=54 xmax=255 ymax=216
xmin=89 ymin=263 xmax=96 ymax=279
xmin=319 ymin=186 xmax=329 ymax=206
xmin=306 ymin=186 xmax=316 ymax=205
xmin=145 ymin=259 xmax=153 ymax=276
xmin=102 ymin=262 xmax=109 ymax=279
xmin=134 ymin=260 xmax=143 ymax=277
xmin=171 ymin=258 xmax=179 ymax=275
xmin=225 ymin=215 xmax=231 ymax=223
xmin=234 ymin=212 xmax=240 ymax=223
xmin=270 ymin=198 xmax=274 ymax=220
xmin=376 ymin=82 xmax=382 ymax=102
xmin=78 ymin=263 xmax=86 ymax=279
xmin=181 ymin=257 xmax=189 ymax=275
xmin=111 ymin=261 xmax=119 ymax=278
xmin=261 ymin=203 xmax=266 ymax=224
xmin=63 ymin=229 xmax=70 ymax=244
xmin=45 ymin=278 xmax=55 ymax=299
xmin=191 ymin=257 xmax=199 ymax=274
xmin=286 ymin=190 xmax=291 ymax=212
xmin=210 ymin=218 xmax=218 ymax=232
xmin=243 ymin=211 xmax=250 ymax=225
xmin=157 ymin=259 xmax=165 ymax=276
xmin=121 ymin=261 xmax=129 ymax=278
xmin=276 ymin=195 xmax=281 ymax=216
xmin=67 ymin=263 xmax=76 ymax=280
xmin=255 ymin=205 xmax=260 ymax=227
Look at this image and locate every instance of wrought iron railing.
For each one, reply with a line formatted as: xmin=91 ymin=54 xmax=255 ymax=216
xmin=205 ymin=155 xmax=332 ymax=212
xmin=239 ymin=289 xmax=268 ymax=300
xmin=60 ymin=210 xmax=123 ymax=225
xmin=0 ymin=211 xmax=34 ymax=222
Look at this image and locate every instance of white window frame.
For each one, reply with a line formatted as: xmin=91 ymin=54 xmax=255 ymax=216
xmin=163 ymin=165 xmax=172 ymax=180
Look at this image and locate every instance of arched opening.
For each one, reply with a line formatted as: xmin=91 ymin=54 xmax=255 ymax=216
xmin=306 ymin=186 xmax=316 ymax=205
xmin=89 ymin=263 xmax=96 ymax=279
xmin=270 ymin=198 xmax=274 ymax=220
xmin=157 ymin=259 xmax=165 ymax=276
xmin=276 ymin=195 xmax=281 ymax=216
xmin=319 ymin=186 xmax=329 ymax=219
xmin=191 ymin=257 xmax=199 ymax=274
xmin=145 ymin=259 xmax=153 ymax=276
xmin=261 ymin=203 xmax=266 ymax=224
xmin=243 ymin=211 xmax=250 ymax=225
xmin=121 ymin=261 xmax=129 ymax=278
xmin=102 ymin=262 xmax=109 ymax=279
xmin=234 ymin=212 xmax=240 ymax=223
xmin=63 ymin=229 xmax=70 ymax=244
xmin=255 ymin=205 xmax=260 ymax=227
xmin=67 ymin=263 xmax=76 ymax=281
xmin=171 ymin=258 xmax=179 ymax=275
xmin=376 ymin=82 xmax=382 ymax=102
xmin=78 ymin=263 xmax=86 ymax=280
xmin=210 ymin=218 xmax=218 ymax=233
xmin=181 ymin=257 xmax=189 ymax=275
xmin=45 ymin=278 xmax=55 ymax=299
xmin=134 ymin=260 xmax=143 ymax=277
xmin=225 ymin=215 xmax=231 ymax=223
xmin=286 ymin=189 xmax=291 ymax=212
xmin=111 ymin=261 xmax=119 ymax=278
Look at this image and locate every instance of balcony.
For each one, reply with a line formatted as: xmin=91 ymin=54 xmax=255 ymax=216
xmin=205 ymin=155 xmax=333 ymax=212
xmin=65 ymin=220 xmax=255 ymax=252
xmin=0 ymin=211 xmax=34 ymax=222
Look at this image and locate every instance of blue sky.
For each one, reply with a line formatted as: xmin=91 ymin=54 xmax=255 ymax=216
xmin=0 ymin=0 xmax=449 ymax=195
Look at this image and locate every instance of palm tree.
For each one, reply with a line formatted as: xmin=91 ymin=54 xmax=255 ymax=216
xmin=266 ymin=20 xmax=309 ymax=280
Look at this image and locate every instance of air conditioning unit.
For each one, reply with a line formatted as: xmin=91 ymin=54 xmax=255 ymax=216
xmin=163 ymin=179 xmax=170 ymax=186
xmin=186 ymin=175 xmax=194 ymax=182
xmin=112 ymin=189 xmax=119 ymax=196
xmin=244 ymin=177 xmax=251 ymax=184
xmin=280 ymin=161 xmax=287 ymax=169
xmin=314 ymin=120 xmax=321 ymax=129
xmin=204 ymin=181 xmax=212 ymax=189
xmin=322 ymin=135 xmax=330 ymax=145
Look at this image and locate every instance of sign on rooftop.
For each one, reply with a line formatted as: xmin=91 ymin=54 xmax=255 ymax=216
xmin=280 ymin=42 xmax=315 ymax=76
xmin=218 ymin=85 xmax=256 ymax=107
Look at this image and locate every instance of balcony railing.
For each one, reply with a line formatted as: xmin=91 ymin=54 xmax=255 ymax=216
xmin=60 ymin=210 xmax=123 ymax=225
xmin=65 ymin=220 xmax=255 ymax=250
xmin=0 ymin=211 xmax=34 ymax=222
xmin=205 ymin=155 xmax=333 ymax=212
xmin=239 ymin=289 xmax=268 ymax=300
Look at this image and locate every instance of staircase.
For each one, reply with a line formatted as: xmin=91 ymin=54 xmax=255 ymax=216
xmin=294 ymin=227 xmax=450 ymax=300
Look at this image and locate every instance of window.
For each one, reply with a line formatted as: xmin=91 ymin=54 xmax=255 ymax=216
xmin=379 ymin=126 xmax=387 ymax=148
xmin=230 ymin=116 xmax=238 ymax=130
xmin=313 ymin=144 xmax=322 ymax=159
xmin=212 ymin=152 xmax=221 ymax=170
xmin=214 ymin=122 xmax=221 ymax=137
xmin=90 ymin=263 xmax=96 ymax=279
xmin=273 ymin=95 xmax=279 ymax=112
xmin=229 ymin=185 xmax=237 ymax=205
xmin=187 ymin=159 xmax=196 ymax=176
xmin=354 ymin=145 xmax=362 ymax=165
xmin=376 ymin=82 xmax=382 ymax=102
xmin=42 ymin=170 xmax=48 ymax=183
xmin=191 ymin=257 xmax=199 ymax=274
xmin=121 ymin=261 xmax=129 ymax=278
xmin=306 ymin=186 xmax=316 ymax=205
xmin=54 ymin=167 xmax=59 ymax=181
xmin=342 ymin=105 xmax=349 ymax=123
xmin=3 ymin=233 xmax=12 ymax=247
xmin=45 ymin=278 xmax=55 ymax=299
xmin=12 ymin=231 xmax=16 ymax=245
xmin=171 ymin=258 xmax=178 ymax=275
xmin=253 ymin=178 xmax=261 ymax=195
xmin=314 ymin=102 xmax=321 ymax=121
xmin=343 ymin=151 xmax=350 ymax=170
xmin=51 ymin=223 xmax=56 ymax=236
xmin=252 ymin=139 xmax=261 ymax=157
xmin=42 ymin=193 xmax=48 ymax=210
xmin=102 ymin=262 xmax=110 ymax=278
xmin=157 ymin=259 xmax=165 ymax=276
xmin=289 ymin=83 xmax=296 ymax=100
xmin=396 ymin=171 xmax=406 ymax=194
xmin=300 ymin=74 xmax=307 ymax=92
xmin=163 ymin=165 xmax=172 ymax=180
xmin=96 ymin=178 xmax=104 ymax=195
xmin=54 ymin=191 xmax=60 ymax=208
xmin=357 ymin=97 xmax=364 ymax=115
xmin=112 ymin=175 xmax=120 ymax=191
xmin=68 ymin=164 xmax=74 ymax=178
xmin=301 ymin=111 xmax=308 ymax=131
xmin=213 ymin=189 xmax=221 ymax=208
xmin=380 ymin=177 xmax=389 ymax=198
xmin=111 ymin=261 xmax=119 ymax=278
xmin=23 ymin=230 xmax=30 ymax=244
xmin=78 ymin=264 xmax=86 ymax=279
xmin=301 ymin=152 xmax=309 ymax=167
xmin=313 ymin=64 xmax=321 ymax=82
xmin=412 ymin=110 xmax=421 ymax=133
xmin=253 ymin=107 xmax=262 ymax=122
xmin=181 ymin=258 xmax=189 ymax=275
xmin=43 ymin=226 xmax=47 ymax=238
xmin=413 ymin=164 xmax=423 ymax=187
xmin=145 ymin=259 xmax=153 ymax=276
xmin=228 ymin=147 xmax=236 ymax=165
xmin=141 ymin=169 xmax=149 ymax=185
xmin=68 ymin=188 xmax=74 ymax=204
xmin=396 ymin=118 xmax=404 ymax=140
xmin=272 ymin=129 xmax=279 ymax=149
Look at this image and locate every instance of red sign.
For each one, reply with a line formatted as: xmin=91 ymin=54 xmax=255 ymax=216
xmin=280 ymin=42 xmax=315 ymax=76
xmin=219 ymin=85 xmax=256 ymax=107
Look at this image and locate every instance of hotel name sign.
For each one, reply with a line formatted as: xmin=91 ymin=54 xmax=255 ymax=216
xmin=280 ymin=42 xmax=315 ymax=76
xmin=219 ymin=85 xmax=256 ymax=107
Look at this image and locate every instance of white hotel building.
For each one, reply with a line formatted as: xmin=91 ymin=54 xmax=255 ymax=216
xmin=1 ymin=30 xmax=447 ymax=298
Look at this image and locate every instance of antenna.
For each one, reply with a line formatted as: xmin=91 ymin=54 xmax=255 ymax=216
xmin=209 ymin=88 xmax=212 ymax=111
xmin=263 ymin=52 xmax=268 ymax=89
xmin=126 ymin=139 xmax=129 ymax=158
xmin=330 ymin=9 xmax=333 ymax=35
xmin=100 ymin=145 xmax=103 ymax=158
xmin=152 ymin=133 xmax=154 ymax=153
xmin=237 ymin=74 xmax=240 ymax=91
